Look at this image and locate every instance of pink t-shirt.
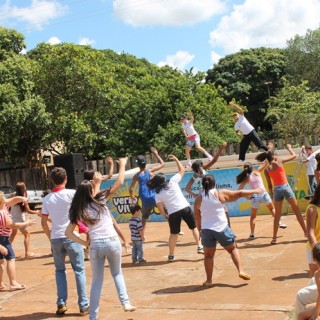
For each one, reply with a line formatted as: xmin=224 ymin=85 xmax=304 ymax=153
xmin=0 ymin=205 xmax=11 ymax=236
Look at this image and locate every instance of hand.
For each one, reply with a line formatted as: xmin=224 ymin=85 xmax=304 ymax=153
xmin=221 ymin=142 xmax=227 ymax=148
xmin=286 ymin=144 xmax=292 ymax=150
xmin=150 ymin=147 xmax=158 ymax=155
xmin=105 ymin=156 xmax=113 ymax=164
xmin=27 ymin=219 xmax=37 ymax=227
xmin=168 ymin=154 xmax=178 ymax=161
xmin=124 ymin=243 xmax=132 ymax=254
xmin=118 ymin=157 xmax=128 ymax=166
xmin=93 ymin=171 xmax=102 ymax=184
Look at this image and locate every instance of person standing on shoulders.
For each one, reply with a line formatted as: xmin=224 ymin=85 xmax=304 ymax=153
xmin=180 ymin=111 xmax=213 ymax=168
xmin=229 ymin=101 xmax=268 ymax=162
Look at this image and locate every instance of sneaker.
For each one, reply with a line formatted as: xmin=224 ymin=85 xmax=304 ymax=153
xmin=178 ymin=230 xmax=184 ymax=235
xmin=123 ymin=304 xmax=137 ymax=312
xmin=139 ymin=259 xmax=147 ymax=263
xmin=197 ymin=246 xmax=204 ymax=254
xmin=167 ymin=255 xmax=175 ymax=262
xmin=207 ymin=155 xmax=213 ymax=162
xmin=79 ymin=305 xmax=89 ymax=316
xmin=249 ymin=233 xmax=255 ymax=240
xmin=279 ymin=223 xmax=287 ymax=229
xmin=304 ymin=195 xmax=311 ymax=200
xmin=185 ymin=162 xmax=192 ymax=168
xmin=56 ymin=304 xmax=67 ymax=315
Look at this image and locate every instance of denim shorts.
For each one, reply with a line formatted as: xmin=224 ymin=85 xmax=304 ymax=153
xmin=186 ymin=134 xmax=200 ymax=147
xmin=0 ymin=236 xmax=15 ymax=260
xmin=201 ymin=226 xmax=235 ymax=248
xmin=274 ymin=183 xmax=294 ymax=201
xmin=250 ymin=192 xmax=272 ymax=209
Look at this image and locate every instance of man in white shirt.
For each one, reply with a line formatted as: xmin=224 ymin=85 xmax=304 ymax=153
xmin=302 ymin=146 xmax=320 ymax=196
xmin=229 ymin=101 xmax=268 ymax=161
xmin=41 ymin=167 xmax=89 ymax=316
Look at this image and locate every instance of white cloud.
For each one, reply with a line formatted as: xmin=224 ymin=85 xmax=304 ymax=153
xmin=47 ymin=36 xmax=61 ymax=45
xmin=78 ymin=37 xmax=95 ymax=46
xmin=113 ymin=0 xmax=227 ymax=26
xmin=210 ymin=0 xmax=320 ymax=55
xmin=210 ymin=51 xmax=222 ymax=65
xmin=158 ymin=51 xmax=195 ymax=70
xmin=0 ymin=0 xmax=67 ymax=30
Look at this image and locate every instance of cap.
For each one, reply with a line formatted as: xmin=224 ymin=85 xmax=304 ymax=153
xmin=136 ymin=155 xmax=146 ymax=166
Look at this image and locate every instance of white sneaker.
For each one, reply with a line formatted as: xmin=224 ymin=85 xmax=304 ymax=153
xmin=185 ymin=162 xmax=192 ymax=168
xmin=279 ymin=223 xmax=287 ymax=229
xmin=207 ymin=155 xmax=213 ymax=162
xmin=178 ymin=230 xmax=184 ymax=235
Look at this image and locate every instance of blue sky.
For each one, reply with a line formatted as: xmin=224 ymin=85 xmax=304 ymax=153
xmin=1 ymin=0 xmax=320 ymax=71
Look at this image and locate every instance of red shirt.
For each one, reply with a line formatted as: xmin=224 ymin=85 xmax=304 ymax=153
xmin=0 ymin=205 xmax=12 ymax=236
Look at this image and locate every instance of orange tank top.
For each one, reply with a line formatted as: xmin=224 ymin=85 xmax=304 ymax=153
xmin=267 ymin=165 xmax=288 ymax=186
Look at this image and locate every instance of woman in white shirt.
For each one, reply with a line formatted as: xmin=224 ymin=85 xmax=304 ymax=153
xmin=147 ymin=155 xmax=203 ymax=262
xmin=65 ymin=158 xmax=136 ymax=320
xmin=194 ymin=174 xmax=263 ymax=287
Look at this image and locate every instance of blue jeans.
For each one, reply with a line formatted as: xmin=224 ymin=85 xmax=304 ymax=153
xmin=89 ymin=237 xmax=130 ymax=320
xmin=51 ymin=238 xmax=88 ymax=309
xmin=308 ymin=175 xmax=316 ymax=195
xmin=132 ymin=240 xmax=143 ymax=262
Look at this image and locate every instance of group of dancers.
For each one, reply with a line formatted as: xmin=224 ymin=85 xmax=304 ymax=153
xmin=1 ymin=100 xmax=320 ymax=319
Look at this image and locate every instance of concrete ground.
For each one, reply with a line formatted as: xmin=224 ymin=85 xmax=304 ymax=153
xmin=0 ymin=213 xmax=309 ymax=320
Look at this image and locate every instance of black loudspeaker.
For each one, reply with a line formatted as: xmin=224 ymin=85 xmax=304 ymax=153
xmin=53 ymin=153 xmax=84 ymax=189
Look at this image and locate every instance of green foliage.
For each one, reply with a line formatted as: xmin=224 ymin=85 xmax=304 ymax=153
xmin=285 ymin=27 xmax=320 ymax=91
xmin=266 ymin=80 xmax=320 ymax=139
xmin=0 ymin=27 xmax=26 ymax=60
xmin=206 ymin=47 xmax=287 ymax=130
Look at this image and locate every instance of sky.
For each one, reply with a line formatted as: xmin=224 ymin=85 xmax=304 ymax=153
xmin=1 ymin=0 xmax=320 ymax=72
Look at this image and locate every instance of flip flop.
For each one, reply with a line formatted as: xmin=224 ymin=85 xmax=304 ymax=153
xmin=239 ymin=272 xmax=251 ymax=280
xmin=202 ymin=281 xmax=214 ymax=287
xmin=25 ymin=253 xmax=36 ymax=259
xmin=0 ymin=284 xmax=8 ymax=290
xmin=270 ymin=238 xmax=277 ymax=245
xmin=10 ymin=284 xmax=26 ymax=291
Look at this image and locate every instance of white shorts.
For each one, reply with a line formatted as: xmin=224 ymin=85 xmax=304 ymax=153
xmin=306 ymin=248 xmax=315 ymax=264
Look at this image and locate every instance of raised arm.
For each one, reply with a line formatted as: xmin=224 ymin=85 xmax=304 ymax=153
xmin=282 ymin=144 xmax=297 ymax=163
xmin=188 ymin=111 xmax=194 ymax=124
xmin=229 ymin=101 xmax=244 ymax=115
xmin=109 ymin=157 xmax=128 ymax=195
xmin=129 ymin=174 xmax=138 ymax=199
xmin=102 ymin=157 xmax=114 ymax=181
xmin=203 ymin=142 xmax=227 ymax=170
xmin=168 ymin=154 xmax=185 ymax=177
xmin=150 ymin=147 xmax=165 ymax=173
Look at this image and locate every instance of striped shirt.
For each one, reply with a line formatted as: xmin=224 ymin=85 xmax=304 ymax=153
xmin=129 ymin=217 xmax=143 ymax=241
xmin=0 ymin=205 xmax=12 ymax=236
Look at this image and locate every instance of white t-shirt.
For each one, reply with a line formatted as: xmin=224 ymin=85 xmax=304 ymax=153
xmin=307 ymin=152 xmax=319 ymax=175
xmin=234 ymin=114 xmax=254 ymax=135
xmin=41 ymin=188 xmax=75 ymax=240
xmin=155 ymin=173 xmax=190 ymax=215
xmin=182 ymin=121 xmax=197 ymax=137
xmin=86 ymin=200 xmax=117 ymax=240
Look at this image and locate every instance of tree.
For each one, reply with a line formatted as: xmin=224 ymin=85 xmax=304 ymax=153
xmin=206 ymin=48 xmax=287 ymax=132
xmin=0 ymin=27 xmax=26 ymax=60
xmin=285 ymin=27 xmax=320 ymax=91
xmin=266 ymin=80 xmax=320 ymax=139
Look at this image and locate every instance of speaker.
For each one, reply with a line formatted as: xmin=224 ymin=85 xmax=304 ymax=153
xmin=53 ymin=153 xmax=85 ymax=189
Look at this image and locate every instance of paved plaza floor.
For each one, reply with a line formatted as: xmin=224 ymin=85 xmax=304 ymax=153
xmin=0 ymin=213 xmax=309 ymax=320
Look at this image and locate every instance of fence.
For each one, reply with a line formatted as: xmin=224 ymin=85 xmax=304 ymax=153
xmin=0 ymin=134 xmax=319 ymax=191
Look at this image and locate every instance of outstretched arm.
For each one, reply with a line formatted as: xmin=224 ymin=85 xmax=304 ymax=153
xmin=203 ymin=142 xmax=227 ymax=170
xmin=218 ymin=187 xmax=264 ymax=203
xmin=188 ymin=111 xmax=194 ymax=124
xmin=229 ymin=101 xmax=244 ymax=115
xmin=150 ymin=147 xmax=165 ymax=173
xmin=282 ymin=144 xmax=297 ymax=163
xmin=168 ymin=155 xmax=185 ymax=177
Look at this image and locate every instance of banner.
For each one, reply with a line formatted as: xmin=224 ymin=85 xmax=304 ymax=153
xmin=101 ymin=161 xmax=310 ymax=223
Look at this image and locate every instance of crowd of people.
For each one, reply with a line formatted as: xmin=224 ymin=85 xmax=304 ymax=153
xmin=0 ymin=104 xmax=320 ymax=319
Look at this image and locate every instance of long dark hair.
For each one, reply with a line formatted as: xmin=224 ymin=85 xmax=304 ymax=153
xmin=147 ymin=173 xmax=168 ymax=193
xmin=316 ymin=153 xmax=320 ymax=171
xmin=191 ymin=160 xmax=203 ymax=174
xmin=256 ymin=150 xmax=274 ymax=163
xmin=202 ymin=174 xmax=216 ymax=198
xmin=15 ymin=182 xmax=27 ymax=211
xmin=69 ymin=180 xmax=104 ymax=225
xmin=310 ymin=183 xmax=320 ymax=206
xmin=236 ymin=162 xmax=253 ymax=184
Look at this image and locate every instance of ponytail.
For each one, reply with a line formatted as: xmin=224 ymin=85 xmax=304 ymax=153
xmin=256 ymin=150 xmax=274 ymax=163
xmin=202 ymin=174 xmax=215 ymax=198
xmin=236 ymin=162 xmax=253 ymax=184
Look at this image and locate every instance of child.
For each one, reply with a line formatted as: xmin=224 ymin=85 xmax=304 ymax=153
xmin=180 ymin=111 xmax=212 ymax=167
xmin=0 ymin=191 xmax=36 ymax=291
xmin=129 ymin=204 xmax=146 ymax=263
xmin=298 ymin=243 xmax=320 ymax=320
